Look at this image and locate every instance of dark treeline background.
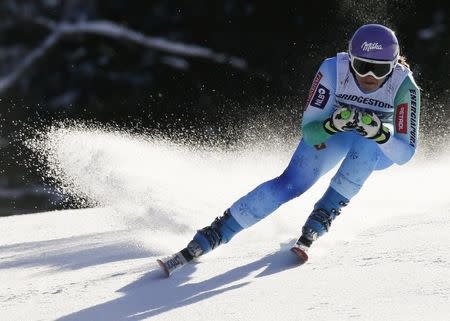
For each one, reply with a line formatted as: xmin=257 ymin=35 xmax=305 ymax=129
xmin=0 ymin=0 xmax=449 ymax=215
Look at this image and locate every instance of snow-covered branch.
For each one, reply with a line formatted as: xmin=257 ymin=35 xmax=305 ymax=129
xmin=0 ymin=17 xmax=247 ymax=95
xmin=56 ymin=20 xmax=247 ymax=69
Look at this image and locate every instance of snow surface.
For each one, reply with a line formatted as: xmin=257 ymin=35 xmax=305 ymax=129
xmin=1 ymin=126 xmax=449 ymax=321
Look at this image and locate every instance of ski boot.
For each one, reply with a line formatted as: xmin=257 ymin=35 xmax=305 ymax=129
xmin=157 ymin=209 xmax=243 ymax=277
xmin=291 ymin=187 xmax=349 ymax=263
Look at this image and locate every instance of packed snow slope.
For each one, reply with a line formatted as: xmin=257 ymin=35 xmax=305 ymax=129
xmin=1 ymin=126 xmax=449 ymax=321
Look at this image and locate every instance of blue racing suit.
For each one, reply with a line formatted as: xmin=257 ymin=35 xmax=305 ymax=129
xmin=193 ymin=53 xmax=421 ymax=253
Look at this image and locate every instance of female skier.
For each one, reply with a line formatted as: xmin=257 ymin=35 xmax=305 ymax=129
xmin=158 ymin=24 xmax=421 ymax=276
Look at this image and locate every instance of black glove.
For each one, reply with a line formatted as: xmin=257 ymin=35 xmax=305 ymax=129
xmin=355 ymin=110 xmax=391 ymax=144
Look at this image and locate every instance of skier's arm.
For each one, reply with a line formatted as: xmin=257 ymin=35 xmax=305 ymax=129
xmin=378 ymin=75 xmax=420 ymax=165
xmin=301 ymin=58 xmax=337 ymax=146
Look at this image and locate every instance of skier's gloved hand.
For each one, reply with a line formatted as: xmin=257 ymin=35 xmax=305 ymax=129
xmin=323 ymin=106 xmax=358 ymax=134
xmin=355 ymin=110 xmax=391 ymax=144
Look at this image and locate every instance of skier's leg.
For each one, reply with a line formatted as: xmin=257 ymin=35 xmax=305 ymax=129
xmin=186 ymin=133 xmax=353 ymax=260
xmin=295 ymin=136 xmax=390 ymax=253
xmin=229 ymin=134 xmax=353 ymax=228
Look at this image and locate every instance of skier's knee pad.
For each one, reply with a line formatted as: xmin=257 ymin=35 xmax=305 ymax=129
xmin=193 ymin=209 xmax=243 ymax=254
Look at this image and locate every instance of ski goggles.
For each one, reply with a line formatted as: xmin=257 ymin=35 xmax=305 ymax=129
xmin=349 ymin=54 xmax=396 ymax=79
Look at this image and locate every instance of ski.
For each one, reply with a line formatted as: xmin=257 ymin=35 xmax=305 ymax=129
xmin=158 ymin=244 xmax=308 ymax=278
xmin=157 ymin=251 xmax=189 ymax=277
xmin=290 ymin=245 xmax=309 ymax=263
